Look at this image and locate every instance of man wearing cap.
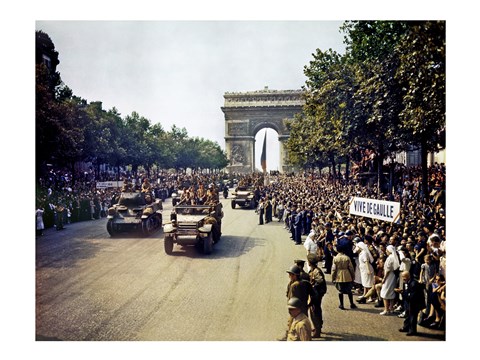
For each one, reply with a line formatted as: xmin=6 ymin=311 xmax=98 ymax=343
xmin=293 ymin=206 xmax=303 ymax=245
xmin=307 ymin=254 xmax=327 ymax=338
xmin=286 ymin=264 xmax=312 ymax=314
xmin=278 ymin=265 xmax=312 ymax=341
xmin=294 ymin=260 xmax=310 ymax=282
xmin=286 ymin=297 xmax=312 ymax=341
xmin=323 ymin=222 xmax=335 ymax=274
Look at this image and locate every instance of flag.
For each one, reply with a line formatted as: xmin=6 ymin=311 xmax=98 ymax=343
xmin=260 ymin=131 xmax=267 ymax=172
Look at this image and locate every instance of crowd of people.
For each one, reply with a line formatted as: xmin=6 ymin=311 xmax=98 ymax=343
xmin=35 ymin=162 xmax=446 ymax=340
xmin=247 ymin=164 xmax=446 ymax=340
xmin=35 ymin=166 xmax=229 ymax=235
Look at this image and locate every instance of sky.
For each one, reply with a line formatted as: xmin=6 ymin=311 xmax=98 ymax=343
xmin=34 ymin=20 xmax=347 ymax=171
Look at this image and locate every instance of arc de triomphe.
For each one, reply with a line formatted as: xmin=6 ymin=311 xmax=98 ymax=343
xmin=221 ymin=87 xmax=304 ymax=173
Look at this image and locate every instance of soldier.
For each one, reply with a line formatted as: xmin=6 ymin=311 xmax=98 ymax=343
xmin=196 ymin=184 xmax=207 ymax=204
xmin=307 ymin=254 xmax=327 ymax=338
xmin=278 ymin=265 xmax=312 ymax=341
xmin=286 ymin=265 xmax=312 ymax=316
xmin=141 ymin=178 xmax=152 ymax=194
xmin=286 ymin=297 xmax=312 ymax=341
xmin=121 ymin=178 xmax=134 ymax=192
xmin=294 ymin=260 xmax=310 ymax=282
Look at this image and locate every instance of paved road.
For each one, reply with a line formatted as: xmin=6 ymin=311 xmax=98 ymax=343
xmin=36 ymin=197 xmax=445 ymax=341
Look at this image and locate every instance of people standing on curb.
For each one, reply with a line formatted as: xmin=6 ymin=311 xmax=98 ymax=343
xmin=332 ymin=238 xmax=357 ymax=310
xmin=307 ymin=254 xmax=327 ymax=338
xmin=36 ymin=205 xmax=45 ymax=236
xmin=355 ymin=241 xmax=375 ymax=303
xmin=286 ymin=297 xmax=312 ymax=341
xmin=379 ymin=245 xmax=400 ymax=315
xmin=396 ymin=271 xmax=426 ymax=336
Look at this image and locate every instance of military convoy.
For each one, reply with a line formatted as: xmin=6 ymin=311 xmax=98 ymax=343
xmin=106 ymin=191 xmax=163 ymax=237
xmin=230 ymin=186 xmax=257 ymax=209
xmin=163 ymin=203 xmax=223 ymax=255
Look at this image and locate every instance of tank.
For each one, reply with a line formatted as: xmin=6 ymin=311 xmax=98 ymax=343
xmin=106 ymin=191 xmax=163 ymax=237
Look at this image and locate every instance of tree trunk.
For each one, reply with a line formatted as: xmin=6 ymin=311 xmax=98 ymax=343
xmin=377 ymin=149 xmax=384 ymax=194
xmin=421 ymin=137 xmax=429 ymax=203
xmin=345 ymin=155 xmax=350 ymax=183
xmin=329 ymin=153 xmax=337 ymax=181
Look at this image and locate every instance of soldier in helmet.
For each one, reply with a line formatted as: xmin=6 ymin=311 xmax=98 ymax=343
xmin=307 ymin=254 xmax=327 ymax=338
xmin=141 ymin=178 xmax=152 ymax=194
xmin=286 ymin=264 xmax=312 ymax=314
xmin=286 ymin=297 xmax=312 ymax=341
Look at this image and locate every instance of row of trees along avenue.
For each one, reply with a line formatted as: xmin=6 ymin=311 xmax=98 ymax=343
xmin=286 ymin=21 xmax=445 ymax=199
xmin=36 ymin=30 xmax=229 ymax=184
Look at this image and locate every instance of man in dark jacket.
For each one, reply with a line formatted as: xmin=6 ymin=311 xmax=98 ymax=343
xmin=396 ymin=271 xmax=426 ymax=336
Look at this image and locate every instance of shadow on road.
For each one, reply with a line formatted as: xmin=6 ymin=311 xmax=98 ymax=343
xmin=163 ymin=235 xmax=262 ymax=259
xmin=318 ymin=331 xmax=386 ymax=341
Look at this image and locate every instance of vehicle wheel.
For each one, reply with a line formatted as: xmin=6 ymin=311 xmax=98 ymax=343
xmin=212 ymin=226 xmax=221 ymax=243
xmin=106 ymin=219 xmax=115 ymax=237
xmin=231 ymin=201 xmax=236 ymax=209
xmin=203 ymin=233 xmax=213 ymax=254
xmin=142 ymin=219 xmax=151 ymax=236
xmin=164 ymin=236 xmax=174 ymax=255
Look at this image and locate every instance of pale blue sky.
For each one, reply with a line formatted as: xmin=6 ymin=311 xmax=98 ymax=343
xmin=35 ymin=20 xmax=347 ymax=170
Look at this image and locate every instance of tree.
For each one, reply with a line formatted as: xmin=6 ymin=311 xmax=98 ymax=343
xmin=395 ymin=21 xmax=446 ymax=200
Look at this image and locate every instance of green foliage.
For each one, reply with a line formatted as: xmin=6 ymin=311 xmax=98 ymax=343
xmin=35 ymin=31 xmax=229 ymax=177
xmin=287 ymin=20 xmax=445 ymax=191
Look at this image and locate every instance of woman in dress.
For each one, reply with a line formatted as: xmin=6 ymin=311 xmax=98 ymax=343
xmin=355 ymin=241 xmax=375 ymax=303
xmin=36 ymin=205 xmax=45 ymax=236
xmin=379 ymin=245 xmax=400 ymax=315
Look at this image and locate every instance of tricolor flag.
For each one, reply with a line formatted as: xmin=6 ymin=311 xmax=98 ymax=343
xmin=260 ymin=131 xmax=267 ymax=172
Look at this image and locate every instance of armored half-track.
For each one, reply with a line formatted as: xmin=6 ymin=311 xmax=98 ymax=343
xmin=106 ymin=191 xmax=163 ymax=237
xmin=163 ymin=203 xmax=223 ymax=255
xmin=231 ymin=186 xmax=257 ymax=209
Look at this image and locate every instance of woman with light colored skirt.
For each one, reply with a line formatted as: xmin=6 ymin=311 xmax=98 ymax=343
xmin=379 ymin=245 xmax=400 ymax=315
xmin=355 ymin=241 xmax=375 ymax=303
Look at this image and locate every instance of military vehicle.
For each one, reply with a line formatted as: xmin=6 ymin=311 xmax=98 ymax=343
xmin=163 ymin=203 xmax=223 ymax=255
xmin=106 ymin=191 xmax=163 ymax=237
xmin=231 ymin=186 xmax=257 ymax=209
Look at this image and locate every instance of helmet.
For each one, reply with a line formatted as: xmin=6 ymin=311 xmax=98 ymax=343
xmin=287 ymin=297 xmax=303 ymax=309
xmin=307 ymin=253 xmax=319 ymax=264
xmin=345 ymin=230 xmax=354 ymax=236
xmin=286 ymin=265 xmax=301 ymax=276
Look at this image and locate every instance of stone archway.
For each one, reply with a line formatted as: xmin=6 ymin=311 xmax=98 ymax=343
xmin=221 ymin=87 xmax=304 ymax=173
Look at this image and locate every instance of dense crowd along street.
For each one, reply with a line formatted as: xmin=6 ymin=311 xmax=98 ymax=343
xmin=36 ymin=163 xmax=446 ymax=341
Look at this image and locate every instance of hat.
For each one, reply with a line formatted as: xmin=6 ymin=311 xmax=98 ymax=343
xmin=294 ymin=259 xmax=305 ymax=267
xmin=286 ymin=265 xmax=301 ymax=276
xmin=287 ymin=297 xmax=302 ymax=309
xmin=336 ymin=237 xmax=350 ymax=253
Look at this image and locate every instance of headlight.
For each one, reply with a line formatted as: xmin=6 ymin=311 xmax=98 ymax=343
xmin=108 ymin=207 xmax=116 ymax=216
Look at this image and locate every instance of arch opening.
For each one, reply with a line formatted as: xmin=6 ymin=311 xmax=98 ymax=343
xmin=254 ymin=128 xmax=280 ymax=172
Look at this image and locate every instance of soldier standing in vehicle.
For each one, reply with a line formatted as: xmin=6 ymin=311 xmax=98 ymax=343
xmin=141 ymin=178 xmax=152 ymax=194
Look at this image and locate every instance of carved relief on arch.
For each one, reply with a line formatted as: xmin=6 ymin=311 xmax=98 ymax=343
xmin=228 ymin=122 xmax=249 ymax=136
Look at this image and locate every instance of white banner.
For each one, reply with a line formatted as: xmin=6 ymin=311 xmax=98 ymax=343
xmin=349 ymin=197 xmax=401 ymax=223
xmin=96 ymin=181 xmax=124 ymax=189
